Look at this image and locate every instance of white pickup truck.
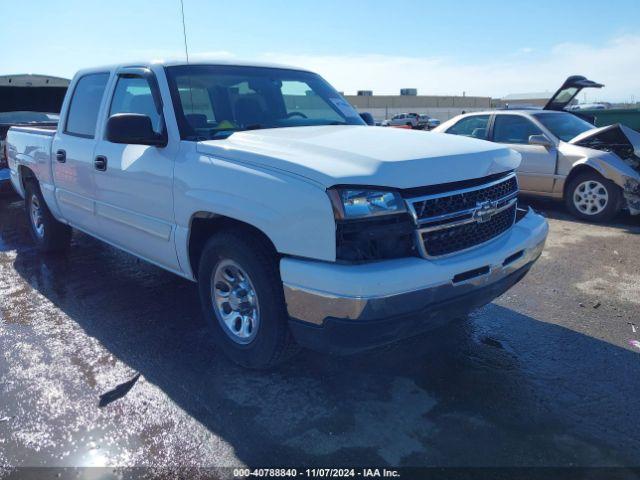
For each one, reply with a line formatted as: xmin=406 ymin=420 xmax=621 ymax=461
xmin=7 ymin=60 xmax=548 ymax=368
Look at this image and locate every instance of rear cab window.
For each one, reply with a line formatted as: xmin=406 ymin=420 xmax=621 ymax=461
xmin=446 ymin=115 xmax=489 ymax=139
xmin=65 ymin=73 xmax=110 ymax=138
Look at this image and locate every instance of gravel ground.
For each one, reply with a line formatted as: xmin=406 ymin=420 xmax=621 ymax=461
xmin=0 ymin=192 xmax=639 ymax=473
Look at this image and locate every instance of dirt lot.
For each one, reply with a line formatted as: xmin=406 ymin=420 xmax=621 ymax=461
xmin=0 ymin=192 xmax=639 ymax=472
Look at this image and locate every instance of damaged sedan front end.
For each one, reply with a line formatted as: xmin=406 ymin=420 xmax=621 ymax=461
xmin=570 ymin=124 xmax=640 ymax=215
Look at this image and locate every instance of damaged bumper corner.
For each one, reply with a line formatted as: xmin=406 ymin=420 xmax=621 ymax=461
xmin=624 ymin=177 xmax=640 ymax=215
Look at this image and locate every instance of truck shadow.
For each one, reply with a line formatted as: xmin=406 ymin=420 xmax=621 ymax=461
xmin=2 ymin=198 xmax=640 ymax=468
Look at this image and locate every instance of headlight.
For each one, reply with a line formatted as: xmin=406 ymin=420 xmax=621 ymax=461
xmin=327 ymin=188 xmax=406 ymax=219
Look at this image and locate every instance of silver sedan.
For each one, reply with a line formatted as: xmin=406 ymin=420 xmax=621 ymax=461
xmin=434 ymin=110 xmax=640 ymax=222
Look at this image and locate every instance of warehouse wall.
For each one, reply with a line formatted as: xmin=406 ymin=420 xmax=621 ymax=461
xmin=344 ymin=94 xmax=492 ymax=122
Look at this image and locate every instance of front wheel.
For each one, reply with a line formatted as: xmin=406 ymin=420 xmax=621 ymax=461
xmin=24 ymin=180 xmax=71 ymax=252
xmin=197 ymin=230 xmax=299 ymax=369
xmin=565 ymin=171 xmax=622 ymax=223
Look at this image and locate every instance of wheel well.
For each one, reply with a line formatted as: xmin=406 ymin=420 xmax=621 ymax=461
xmin=188 ymin=213 xmax=278 ymax=279
xmin=19 ymin=165 xmax=37 ymax=190
xmin=563 ymin=165 xmax=603 ymax=199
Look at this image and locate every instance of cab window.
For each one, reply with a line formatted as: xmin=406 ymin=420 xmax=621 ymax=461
xmin=65 ymin=73 xmax=110 ymax=138
xmin=492 ymin=115 xmax=542 ymax=144
xmin=446 ymin=115 xmax=489 ymax=139
xmin=109 ymin=76 xmax=163 ymax=134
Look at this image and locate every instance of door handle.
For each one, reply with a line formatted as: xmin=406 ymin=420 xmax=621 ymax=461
xmin=94 ymin=155 xmax=108 ymax=171
xmin=55 ymin=150 xmax=66 ymax=163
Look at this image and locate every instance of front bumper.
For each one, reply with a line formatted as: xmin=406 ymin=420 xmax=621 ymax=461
xmin=281 ymin=208 xmax=548 ymax=354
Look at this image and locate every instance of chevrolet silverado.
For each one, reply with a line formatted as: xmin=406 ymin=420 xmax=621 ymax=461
xmin=7 ymin=61 xmax=548 ymax=368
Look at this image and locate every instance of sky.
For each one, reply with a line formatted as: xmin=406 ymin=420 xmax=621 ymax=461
xmin=3 ymin=0 xmax=640 ymax=102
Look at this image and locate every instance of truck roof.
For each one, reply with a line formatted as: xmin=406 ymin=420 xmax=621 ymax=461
xmin=74 ymin=59 xmax=314 ymax=76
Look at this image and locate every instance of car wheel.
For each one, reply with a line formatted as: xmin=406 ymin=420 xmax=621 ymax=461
xmin=565 ymin=171 xmax=622 ymax=222
xmin=197 ymin=229 xmax=299 ymax=369
xmin=24 ymin=180 xmax=72 ymax=252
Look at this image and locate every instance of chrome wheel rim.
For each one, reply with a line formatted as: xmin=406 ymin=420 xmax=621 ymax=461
xmin=211 ymin=259 xmax=260 ymax=344
xmin=573 ymin=180 xmax=608 ymax=215
xmin=30 ymin=194 xmax=45 ymax=238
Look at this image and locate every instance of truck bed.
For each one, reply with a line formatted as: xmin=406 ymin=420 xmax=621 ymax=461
xmin=8 ymin=124 xmax=57 ymax=136
xmin=6 ymin=125 xmax=56 ymax=196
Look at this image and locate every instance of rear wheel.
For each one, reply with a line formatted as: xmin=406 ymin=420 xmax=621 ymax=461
xmin=565 ymin=171 xmax=622 ymax=223
xmin=197 ymin=230 xmax=299 ymax=369
xmin=24 ymin=180 xmax=71 ymax=252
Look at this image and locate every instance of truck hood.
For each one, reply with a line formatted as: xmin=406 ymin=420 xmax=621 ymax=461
xmin=570 ymin=123 xmax=640 ymax=171
xmin=196 ymin=126 xmax=520 ymax=189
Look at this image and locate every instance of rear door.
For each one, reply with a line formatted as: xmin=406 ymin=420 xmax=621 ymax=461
xmin=444 ymin=114 xmax=490 ymax=140
xmin=52 ymin=72 xmax=110 ymax=230
xmin=490 ymin=114 xmax=557 ymax=192
xmin=92 ymin=67 xmax=179 ymax=271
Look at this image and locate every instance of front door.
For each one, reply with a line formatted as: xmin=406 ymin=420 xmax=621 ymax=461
xmin=92 ymin=68 xmax=179 ymax=271
xmin=491 ymin=114 xmax=557 ymax=193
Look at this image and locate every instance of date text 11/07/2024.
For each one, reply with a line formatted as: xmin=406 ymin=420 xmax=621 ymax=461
xmin=233 ymin=468 xmax=401 ymax=478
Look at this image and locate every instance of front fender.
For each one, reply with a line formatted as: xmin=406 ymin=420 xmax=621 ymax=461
xmin=174 ymin=152 xmax=337 ymax=269
xmin=569 ymin=151 xmax=640 ymax=215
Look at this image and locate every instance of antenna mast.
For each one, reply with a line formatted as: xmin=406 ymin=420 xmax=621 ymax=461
xmin=180 ymin=0 xmax=190 ymax=63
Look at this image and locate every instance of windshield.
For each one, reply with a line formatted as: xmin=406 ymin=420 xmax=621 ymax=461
xmin=165 ymin=65 xmax=365 ymax=140
xmin=532 ymin=112 xmax=594 ymax=142
xmin=0 ymin=111 xmax=59 ymax=124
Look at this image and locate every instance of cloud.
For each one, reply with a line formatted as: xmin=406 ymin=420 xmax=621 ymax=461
xmin=238 ymin=35 xmax=640 ymax=102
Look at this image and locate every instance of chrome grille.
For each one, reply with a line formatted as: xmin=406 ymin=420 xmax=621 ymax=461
xmin=406 ymin=173 xmax=518 ymax=258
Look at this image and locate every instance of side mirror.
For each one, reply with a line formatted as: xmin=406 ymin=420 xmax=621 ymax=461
xmin=106 ymin=113 xmax=166 ymax=147
xmin=359 ymin=112 xmax=375 ymax=126
xmin=528 ymin=134 xmax=553 ymax=148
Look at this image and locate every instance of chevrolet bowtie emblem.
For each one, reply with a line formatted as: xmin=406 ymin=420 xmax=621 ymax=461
xmin=473 ymin=200 xmax=499 ymax=223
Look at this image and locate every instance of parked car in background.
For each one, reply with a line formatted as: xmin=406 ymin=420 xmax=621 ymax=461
xmin=7 ymin=60 xmax=547 ymax=369
xmin=0 ymin=74 xmax=69 ymax=195
xmin=420 ymin=115 xmax=441 ymax=130
xmin=435 ymin=108 xmax=640 ymax=222
xmin=567 ymin=103 xmax=610 ymax=111
xmin=388 ymin=112 xmax=422 ymax=129
xmin=358 ymin=111 xmax=375 ymax=126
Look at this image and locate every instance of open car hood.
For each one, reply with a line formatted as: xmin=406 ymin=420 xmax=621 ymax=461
xmin=570 ymin=123 xmax=640 ymax=167
xmin=544 ymin=76 xmax=604 ymax=111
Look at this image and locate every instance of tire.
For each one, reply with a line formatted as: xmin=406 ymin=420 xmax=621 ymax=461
xmin=24 ymin=180 xmax=72 ymax=252
xmin=564 ymin=171 xmax=622 ymax=223
xmin=197 ymin=229 xmax=299 ymax=369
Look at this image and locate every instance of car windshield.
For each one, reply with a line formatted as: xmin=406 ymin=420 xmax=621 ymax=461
xmin=165 ymin=65 xmax=365 ymax=140
xmin=0 ymin=111 xmax=58 ymax=124
xmin=532 ymin=112 xmax=594 ymax=142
